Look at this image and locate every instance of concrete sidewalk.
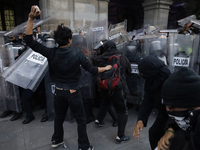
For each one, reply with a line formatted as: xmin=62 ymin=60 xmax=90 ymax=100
xmin=0 ymin=106 xmax=156 ymax=150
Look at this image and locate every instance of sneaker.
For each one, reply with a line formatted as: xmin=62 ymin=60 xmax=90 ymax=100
xmin=94 ymin=120 xmax=104 ymax=127
xmin=78 ymin=145 xmax=94 ymax=150
xmin=88 ymin=146 xmax=94 ymax=150
xmin=115 ymin=135 xmax=130 ymax=144
xmin=51 ymin=140 xmax=64 ymax=148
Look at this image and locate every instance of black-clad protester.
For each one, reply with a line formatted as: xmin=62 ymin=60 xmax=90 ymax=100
xmin=82 ymin=41 xmax=119 ymax=127
xmin=93 ymin=40 xmax=131 ymax=143
xmin=133 ymin=55 xmax=171 ymax=150
xmin=88 ymin=40 xmax=118 ymax=127
xmin=25 ymin=6 xmax=112 ymax=150
xmin=158 ymin=67 xmax=200 ymax=150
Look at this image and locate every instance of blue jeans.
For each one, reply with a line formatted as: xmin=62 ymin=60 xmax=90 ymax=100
xmin=51 ymin=88 xmax=90 ymax=150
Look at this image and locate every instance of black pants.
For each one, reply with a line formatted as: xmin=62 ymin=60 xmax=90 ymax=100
xmin=96 ymin=88 xmax=128 ymax=137
xmin=51 ymin=88 xmax=90 ymax=150
xmin=19 ymin=88 xmax=34 ymax=117
xmin=149 ymin=115 xmax=168 ymax=150
xmin=82 ymin=98 xmax=94 ymax=121
xmin=107 ymin=104 xmax=118 ymax=122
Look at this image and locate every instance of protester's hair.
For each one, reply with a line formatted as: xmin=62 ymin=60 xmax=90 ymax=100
xmin=54 ymin=24 xmax=72 ymax=46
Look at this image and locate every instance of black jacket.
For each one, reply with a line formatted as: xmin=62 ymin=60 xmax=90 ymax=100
xmin=182 ymin=114 xmax=200 ymax=150
xmin=93 ymin=50 xmax=131 ymax=77
xmin=169 ymin=113 xmax=200 ymax=150
xmin=25 ymin=34 xmax=98 ymax=89
xmin=138 ymin=56 xmax=171 ymax=126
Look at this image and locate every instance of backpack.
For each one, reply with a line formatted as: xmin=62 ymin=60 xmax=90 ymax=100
xmin=97 ymin=55 xmax=125 ymax=95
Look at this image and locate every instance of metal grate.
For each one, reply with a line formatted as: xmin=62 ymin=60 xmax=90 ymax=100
xmin=4 ymin=6 xmax=15 ymax=31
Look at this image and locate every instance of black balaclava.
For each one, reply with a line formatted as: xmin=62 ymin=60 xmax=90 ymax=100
xmin=94 ymin=40 xmax=119 ymax=67
xmin=138 ymin=55 xmax=171 ymax=91
xmin=162 ymin=67 xmax=200 ymax=131
xmin=101 ymin=40 xmax=117 ymax=54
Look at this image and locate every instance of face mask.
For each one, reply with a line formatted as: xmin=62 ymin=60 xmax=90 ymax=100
xmin=168 ymin=114 xmax=191 ymax=131
xmin=167 ymin=109 xmax=194 ymax=131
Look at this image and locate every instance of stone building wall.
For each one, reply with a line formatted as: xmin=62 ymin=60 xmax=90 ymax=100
xmin=143 ymin=0 xmax=173 ymax=29
xmin=39 ymin=0 xmax=109 ymax=31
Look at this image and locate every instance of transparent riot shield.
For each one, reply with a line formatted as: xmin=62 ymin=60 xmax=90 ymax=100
xmin=40 ymin=34 xmax=57 ymax=121
xmin=70 ymin=19 xmax=84 ymax=35
xmin=3 ymin=16 xmax=52 ymax=37
xmin=1 ymin=48 xmax=48 ymax=92
xmin=177 ymin=15 xmax=196 ymax=27
xmin=108 ymin=20 xmax=129 ymax=53
xmin=71 ymin=20 xmax=90 ymax=37
xmin=40 ymin=37 xmax=56 ymax=121
xmin=81 ymin=24 xmax=90 ymax=36
xmin=124 ymin=41 xmax=142 ymax=63
xmin=0 ymin=37 xmax=5 ymax=111
xmin=0 ymin=37 xmax=21 ymax=112
xmin=127 ymin=30 xmax=136 ymax=41
xmin=146 ymin=24 xmax=160 ymax=34
xmin=140 ymin=35 xmax=158 ymax=58
xmin=87 ymin=19 xmax=108 ymax=58
xmin=132 ymin=27 xmax=146 ymax=41
xmin=71 ymin=35 xmax=96 ymax=99
xmin=168 ymin=33 xmax=199 ymax=73
xmin=139 ymin=33 xmax=168 ymax=64
xmin=150 ymin=35 xmax=168 ymax=64
xmin=191 ymin=20 xmax=200 ymax=29
xmin=124 ymin=40 xmax=144 ymax=104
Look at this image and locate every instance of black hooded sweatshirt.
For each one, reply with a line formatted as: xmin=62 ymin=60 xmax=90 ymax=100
xmin=137 ymin=55 xmax=171 ymax=126
xmin=25 ymin=34 xmax=98 ymax=90
xmin=93 ymin=40 xmax=131 ymax=77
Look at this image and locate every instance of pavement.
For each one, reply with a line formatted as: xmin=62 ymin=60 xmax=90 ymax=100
xmin=0 ymin=105 xmax=157 ymax=150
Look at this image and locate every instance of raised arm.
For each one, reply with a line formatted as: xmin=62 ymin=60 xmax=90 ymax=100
xmin=25 ymin=6 xmax=52 ymax=58
xmin=25 ymin=6 xmax=41 ymax=35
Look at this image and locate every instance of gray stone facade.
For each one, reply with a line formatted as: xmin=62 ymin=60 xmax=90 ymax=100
xmin=39 ymin=0 xmax=109 ymax=31
xmin=0 ymin=0 xmax=174 ymax=33
xmin=143 ymin=0 xmax=173 ymax=29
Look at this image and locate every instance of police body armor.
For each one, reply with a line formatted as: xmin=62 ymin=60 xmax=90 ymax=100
xmin=124 ymin=32 xmax=166 ymax=104
xmin=0 ymin=38 xmax=21 ymax=112
xmin=124 ymin=41 xmax=144 ymax=104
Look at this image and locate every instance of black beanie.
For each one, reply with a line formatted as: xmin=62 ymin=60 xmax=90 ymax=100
xmin=162 ymin=67 xmax=200 ymax=108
